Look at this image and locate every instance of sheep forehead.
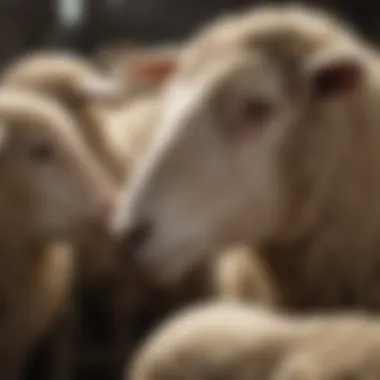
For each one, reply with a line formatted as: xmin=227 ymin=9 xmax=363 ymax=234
xmin=182 ymin=5 xmax=355 ymax=76
xmin=0 ymin=90 xmax=87 ymax=152
xmin=3 ymin=53 xmax=97 ymax=90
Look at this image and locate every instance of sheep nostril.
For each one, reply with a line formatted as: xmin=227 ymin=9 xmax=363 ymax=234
xmin=118 ymin=220 xmax=152 ymax=255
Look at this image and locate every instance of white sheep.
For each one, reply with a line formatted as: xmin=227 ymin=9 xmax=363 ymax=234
xmin=0 ymin=87 xmax=115 ymax=379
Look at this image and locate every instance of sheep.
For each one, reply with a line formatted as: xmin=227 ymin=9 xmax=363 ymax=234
xmin=129 ymin=302 xmax=380 ymax=380
xmin=0 ymin=87 xmax=115 ymax=379
xmin=112 ymin=4 xmax=380 ymax=312
xmin=1 ymin=51 xmax=127 ymax=183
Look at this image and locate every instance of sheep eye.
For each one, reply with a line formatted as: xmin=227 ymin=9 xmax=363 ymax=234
xmin=241 ymin=99 xmax=273 ymax=122
xmin=28 ymin=143 xmax=54 ymax=162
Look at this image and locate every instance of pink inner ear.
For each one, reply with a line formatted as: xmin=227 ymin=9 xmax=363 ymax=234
xmin=134 ymin=59 xmax=177 ymax=84
xmin=312 ymin=63 xmax=361 ymax=99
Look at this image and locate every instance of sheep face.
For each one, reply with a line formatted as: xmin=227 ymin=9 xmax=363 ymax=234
xmin=0 ymin=93 xmax=115 ymax=242
xmin=113 ymin=6 xmax=366 ymax=280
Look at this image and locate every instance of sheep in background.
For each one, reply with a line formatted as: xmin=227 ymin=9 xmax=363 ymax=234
xmin=130 ymin=302 xmax=380 ymax=380
xmin=1 ymin=51 xmax=126 ymax=183
xmin=0 ymin=87 xmax=115 ymax=379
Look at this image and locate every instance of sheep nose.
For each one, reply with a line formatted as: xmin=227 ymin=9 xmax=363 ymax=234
xmin=116 ymin=220 xmax=152 ymax=255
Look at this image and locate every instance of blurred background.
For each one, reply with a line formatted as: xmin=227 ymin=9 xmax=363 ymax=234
xmin=1 ymin=0 xmax=379 ymax=68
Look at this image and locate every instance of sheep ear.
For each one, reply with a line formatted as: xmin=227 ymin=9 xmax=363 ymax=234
xmin=304 ymin=49 xmax=363 ymax=99
xmin=131 ymin=53 xmax=178 ymax=85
